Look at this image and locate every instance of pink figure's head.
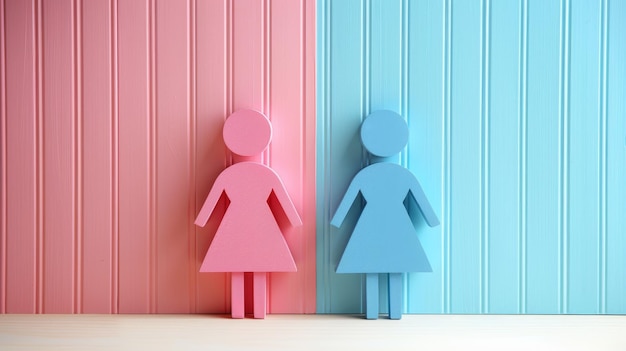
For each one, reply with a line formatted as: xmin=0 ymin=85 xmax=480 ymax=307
xmin=223 ymin=109 xmax=272 ymax=157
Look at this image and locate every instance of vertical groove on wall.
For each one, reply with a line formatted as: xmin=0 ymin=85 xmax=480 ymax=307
xmin=148 ymin=0 xmax=157 ymax=313
xmin=442 ymin=0 xmax=452 ymax=314
xmin=225 ymin=0 xmax=233 ymax=308
xmin=315 ymin=0 xmax=322 ymax=313
xmin=35 ymin=0 xmax=44 ymax=314
xmin=400 ymin=0 xmax=408 ymax=167
xmin=187 ymin=0 xmax=197 ymax=314
xmin=300 ymin=0 xmax=306 ymax=313
xmin=361 ymin=0 xmax=371 ymax=307
xmin=302 ymin=0 xmax=309 ymax=313
xmin=111 ymin=0 xmax=119 ymax=314
xmin=261 ymin=1 xmax=269 ymax=162
xmin=0 ymin=0 xmax=6 ymax=315
xmin=263 ymin=0 xmax=271 ymax=310
xmin=401 ymin=0 xmax=408 ymax=157
xmin=39 ymin=0 xmax=46 ymax=314
xmin=322 ymin=0 xmax=331 ymax=311
xmin=598 ymin=0 xmax=608 ymax=315
xmin=362 ymin=0 xmax=370 ymax=118
xmin=558 ymin=0 xmax=571 ymax=314
xmin=73 ymin=0 xmax=82 ymax=314
xmin=479 ymin=0 xmax=490 ymax=314
xmin=518 ymin=0 xmax=528 ymax=314
xmin=401 ymin=0 xmax=409 ymax=311
xmin=363 ymin=0 xmax=369 ymax=119
xmin=264 ymin=0 xmax=270 ymax=165
xmin=227 ymin=0 xmax=233 ymax=118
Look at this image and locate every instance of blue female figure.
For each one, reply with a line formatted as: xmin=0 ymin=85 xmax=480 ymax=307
xmin=331 ymin=110 xmax=440 ymax=320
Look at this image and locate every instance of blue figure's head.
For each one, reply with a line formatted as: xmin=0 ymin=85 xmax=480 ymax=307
xmin=360 ymin=110 xmax=408 ymax=158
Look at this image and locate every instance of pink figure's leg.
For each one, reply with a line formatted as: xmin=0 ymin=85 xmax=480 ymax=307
xmin=231 ymin=273 xmax=244 ymax=319
xmin=253 ymin=272 xmax=267 ymax=319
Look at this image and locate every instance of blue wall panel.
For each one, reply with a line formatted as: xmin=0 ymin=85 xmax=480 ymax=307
xmin=317 ymin=0 xmax=626 ymax=314
xmin=568 ymin=0 xmax=601 ymax=314
xmin=525 ymin=0 xmax=561 ymax=314
xmin=606 ymin=0 xmax=626 ymax=314
xmin=487 ymin=0 xmax=522 ymax=314
xmin=406 ymin=0 xmax=444 ymax=314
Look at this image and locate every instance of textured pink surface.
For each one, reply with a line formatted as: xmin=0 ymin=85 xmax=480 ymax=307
xmin=0 ymin=0 xmax=316 ymax=314
xmin=3 ymin=0 xmax=37 ymax=314
xmin=118 ymin=0 xmax=151 ymax=314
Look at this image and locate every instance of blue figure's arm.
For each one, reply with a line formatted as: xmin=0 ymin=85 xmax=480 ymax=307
xmin=408 ymin=178 xmax=440 ymax=227
xmin=330 ymin=178 xmax=361 ymax=228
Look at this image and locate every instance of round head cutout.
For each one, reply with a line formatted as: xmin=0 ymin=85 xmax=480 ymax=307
xmin=223 ymin=109 xmax=272 ymax=157
xmin=360 ymin=110 xmax=408 ymax=157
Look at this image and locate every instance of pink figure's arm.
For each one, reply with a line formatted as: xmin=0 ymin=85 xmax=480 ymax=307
xmin=330 ymin=178 xmax=360 ymax=228
xmin=272 ymin=174 xmax=303 ymax=227
xmin=195 ymin=174 xmax=226 ymax=227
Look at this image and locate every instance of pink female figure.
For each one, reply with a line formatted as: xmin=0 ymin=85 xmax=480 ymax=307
xmin=194 ymin=109 xmax=302 ymax=319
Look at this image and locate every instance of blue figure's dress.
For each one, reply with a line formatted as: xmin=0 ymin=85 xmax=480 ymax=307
xmin=336 ymin=163 xmax=433 ymax=273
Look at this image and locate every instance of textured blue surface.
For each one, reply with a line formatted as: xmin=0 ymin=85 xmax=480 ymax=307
xmin=316 ymin=0 xmax=626 ymax=314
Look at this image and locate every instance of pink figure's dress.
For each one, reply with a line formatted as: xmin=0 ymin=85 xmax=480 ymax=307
xmin=200 ymin=162 xmax=297 ymax=273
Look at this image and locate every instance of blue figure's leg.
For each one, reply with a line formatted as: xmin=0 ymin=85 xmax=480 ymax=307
xmin=388 ymin=273 xmax=403 ymax=319
xmin=365 ymin=273 xmax=379 ymax=319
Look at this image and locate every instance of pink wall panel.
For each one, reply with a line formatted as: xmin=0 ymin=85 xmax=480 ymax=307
xmin=3 ymin=0 xmax=38 ymax=313
xmin=195 ymin=0 xmax=229 ymax=313
xmin=267 ymin=0 xmax=316 ymax=313
xmin=42 ymin=0 xmax=76 ymax=313
xmin=1 ymin=0 xmax=315 ymax=314
xmin=155 ymin=0 xmax=193 ymax=313
xmin=118 ymin=0 xmax=152 ymax=314
xmin=0 ymin=0 xmax=5 ymax=315
xmin=81 ymin=0 xmax=115 ymax=313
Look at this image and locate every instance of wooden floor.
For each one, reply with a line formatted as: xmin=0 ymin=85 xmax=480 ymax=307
xmin=1 ymin=314 xmax=625 ymax=350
